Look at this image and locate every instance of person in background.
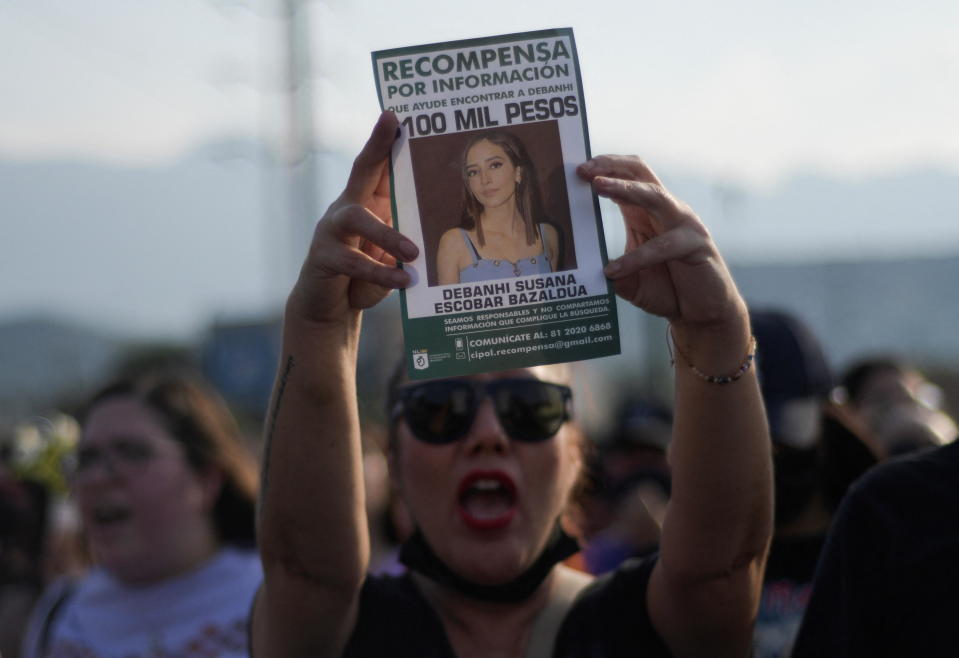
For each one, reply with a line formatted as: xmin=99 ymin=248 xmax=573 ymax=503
xmin=251 ymin=111 xmax=773 ymax=658
xmin=1 ymin=415 xmax=88 ymax=658
xmin=0 ymin=461 xmax=49 ymax=658
xmin=748 ymin=309 xmax=879 ymax=658
xmin=362 ymin=422 xmax=412 ymax=576
xmin=875 ymin=402 xmax=956 ymax=457
xmin=576 ymin=398 xmax=672 ymax=575
xmin=21 ymin=370 xmax=262 ymax=658
xmin=839 ymin=356 xmax=935 ymax=426
xmin=792 ymin=406 xmax=959 ymax=656
xmin=837 ymin=355 xmax=956 ymax=457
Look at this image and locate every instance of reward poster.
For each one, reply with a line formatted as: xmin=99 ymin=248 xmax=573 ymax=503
xmin=373 ymin=28 xmax=620 ymax=379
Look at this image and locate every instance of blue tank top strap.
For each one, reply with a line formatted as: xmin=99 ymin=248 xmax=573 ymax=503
xmin=459 ymin=228 xmax=480 ymax=265
xmin=537 ymin=223 xmax=548 ymax=256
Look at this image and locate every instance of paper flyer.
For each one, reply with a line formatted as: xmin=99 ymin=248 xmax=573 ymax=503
xmin=372 ymin=28 xmax=620 ymax=379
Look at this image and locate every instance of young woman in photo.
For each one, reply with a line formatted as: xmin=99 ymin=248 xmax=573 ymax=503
xmin=436 ymin=130 xmax=559 ymax=285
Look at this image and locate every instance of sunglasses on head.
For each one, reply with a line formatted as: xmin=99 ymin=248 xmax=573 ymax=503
xmin=393 ymin=377 xmax=573 ymax=444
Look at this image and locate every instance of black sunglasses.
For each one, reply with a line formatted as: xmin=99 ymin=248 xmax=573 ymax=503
xmin=393 ymin=378 xmax=572 ymax=444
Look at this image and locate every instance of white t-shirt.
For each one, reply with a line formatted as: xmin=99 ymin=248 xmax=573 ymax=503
xmin=23 ymin=548 xmax=262 ymax=658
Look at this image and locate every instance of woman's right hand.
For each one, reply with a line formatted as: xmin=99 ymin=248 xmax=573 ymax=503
xmin=287 ymin=111 xmax=419 ymax=326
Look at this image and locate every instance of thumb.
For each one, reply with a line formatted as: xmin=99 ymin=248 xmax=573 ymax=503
xmin=343 ymin=111 xmax=399 ymax=203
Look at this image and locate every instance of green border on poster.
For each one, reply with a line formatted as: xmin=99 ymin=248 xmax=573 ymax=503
xmin=372 ymin=28 xmax=620 ymax=379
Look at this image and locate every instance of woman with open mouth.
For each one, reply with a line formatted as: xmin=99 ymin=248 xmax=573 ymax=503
xmin=251 ymin=112 xmax=773 ymax=658
xmin=23 ymin=372 xmax=262 ymax=658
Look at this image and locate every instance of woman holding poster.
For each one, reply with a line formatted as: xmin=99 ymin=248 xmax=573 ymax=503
xmin=436 ymin=130 xmax=560 ymax=285
xmin=251 ymin=112 xmax=772 ymax=658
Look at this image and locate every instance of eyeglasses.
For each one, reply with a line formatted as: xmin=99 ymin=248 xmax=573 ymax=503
xmin=63 ymin=438 xmax=175 ymax=482
xmin=392 ymin=378 xmax=572 ymax=444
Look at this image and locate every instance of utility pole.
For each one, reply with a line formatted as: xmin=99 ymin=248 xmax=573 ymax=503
xmin=280 ymin=0 xmax=318 ymax=287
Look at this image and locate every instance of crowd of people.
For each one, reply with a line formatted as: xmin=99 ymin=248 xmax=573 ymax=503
xmin=1 ymin=110 xmax=956 ymax=657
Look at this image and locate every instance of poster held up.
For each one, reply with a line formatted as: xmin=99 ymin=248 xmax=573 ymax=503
xmin=372 ymin=28 xmax=620 ymax=379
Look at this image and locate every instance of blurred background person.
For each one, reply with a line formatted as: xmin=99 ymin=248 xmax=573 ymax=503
xmin=874 ymin=402 xmax=957 ymax=457
xmin=839 ymin=356 xmax=937 ymax=429
xmin=792 ymin=400 xmax=959 ymax=656
xmin=361 ymin=421 xmax=412 ymax=577
xmin=21 ymin=370 xmax=261 ymax=658
xmin=0 ymin=461 xmax=49 ymax=658
xmin=749 ymin=309 xmax=880 ymax=658
xmin=837 ymin=355 xmax=957 ymax=458
xmin=0 ymin=416 xmax=86 ymax=658
xmin=574 ymin=397 xmax=672 ymax=575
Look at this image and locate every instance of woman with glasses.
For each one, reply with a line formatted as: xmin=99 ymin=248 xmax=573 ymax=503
xmin=22 ymin=371 xmax=262 ymax=658
xmin=252 ymin=112 xmax=773 ymax=657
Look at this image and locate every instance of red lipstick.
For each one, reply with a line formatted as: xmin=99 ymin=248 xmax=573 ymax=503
xmin=456 ymin=470 xmax=518 ymax=531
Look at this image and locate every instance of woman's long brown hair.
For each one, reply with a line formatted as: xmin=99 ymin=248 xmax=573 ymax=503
xmin=458 ymin=130 xmax=547 ymax=247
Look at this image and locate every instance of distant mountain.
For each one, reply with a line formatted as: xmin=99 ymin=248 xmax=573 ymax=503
xmin=0 ymin=316 xmax=121 ymax=419
xmin=733 ymin=254 xmax=959 ymax=370
xmin=2 ymin=137 xmax=958 ymax=346
xmin=0 ymin=140 xmax=351 ymax=339
xmin=655 ymin=167 xmax=959 ymax=264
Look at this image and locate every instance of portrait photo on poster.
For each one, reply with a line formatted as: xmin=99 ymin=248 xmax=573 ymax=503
xmin=411 ymin=120 xmax=577 ymax=287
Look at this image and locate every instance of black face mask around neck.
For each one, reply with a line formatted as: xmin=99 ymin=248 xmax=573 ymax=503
xmin=398 ymin=523 xmax=580 ymax=603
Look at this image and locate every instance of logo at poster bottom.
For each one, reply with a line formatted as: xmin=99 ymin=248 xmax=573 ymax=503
xmin=412 ymin=349 xmax=429 ymax=370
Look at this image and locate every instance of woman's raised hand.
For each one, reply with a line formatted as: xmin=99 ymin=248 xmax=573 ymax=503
xmin=577 ymin=155 xmax=746 ymax=332
xmin=288 ymin=111 xmax=419 ymax=325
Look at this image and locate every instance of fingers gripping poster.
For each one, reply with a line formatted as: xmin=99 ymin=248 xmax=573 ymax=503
xmin=373 ymin=28 xmax=620 ymax=379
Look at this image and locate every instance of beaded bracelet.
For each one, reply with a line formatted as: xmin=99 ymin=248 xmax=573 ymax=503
xmin=667 ymin=326 xmax=757 ymax=385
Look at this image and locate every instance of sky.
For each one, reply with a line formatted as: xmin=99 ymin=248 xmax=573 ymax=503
xmin=3 ymin=0 xmax=957 ymax=185
xmin=2 ymin=0 xmax=958 ymax=339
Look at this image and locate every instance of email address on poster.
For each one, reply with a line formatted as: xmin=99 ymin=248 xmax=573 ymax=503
xmin=470 ymin=333 xmax=614 ymax=360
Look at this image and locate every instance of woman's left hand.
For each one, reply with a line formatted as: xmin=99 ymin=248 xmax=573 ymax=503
xmin=577 ymin=156 xmax=746 ymax=332
xmin=579 ymin=158 xmax=770 ymax=658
